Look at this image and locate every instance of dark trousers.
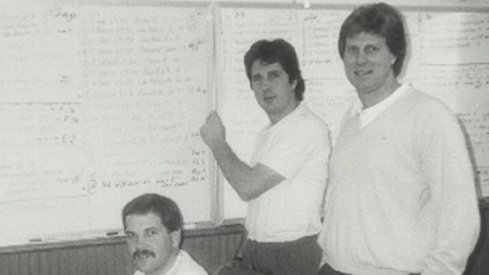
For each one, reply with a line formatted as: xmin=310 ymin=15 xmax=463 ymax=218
xmin=217 ymin=235 xmax=321 ymax=275
xmin=317 ymin=263 xmax=351 ymax=275
xmin=318 ymin=263 xmax=420 ymax=275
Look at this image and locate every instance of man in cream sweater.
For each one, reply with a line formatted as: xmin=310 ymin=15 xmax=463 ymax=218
xmin=318 ymin=3 xmax=480 ymax=275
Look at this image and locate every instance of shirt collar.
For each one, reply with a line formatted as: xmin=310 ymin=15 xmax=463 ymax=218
xmin=353 ymin=82 xmax=410 ymax=128
xmin=268 ymin=102 xmax=305 ymax=130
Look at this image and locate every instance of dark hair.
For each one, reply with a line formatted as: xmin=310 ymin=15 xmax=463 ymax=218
xmin=244 ymin=39 xmax=305 ymax=101
xmin=338 ymin=2 xmax=406 ymax=77
xmin=122 ymin=193 xmax=182 ymax=233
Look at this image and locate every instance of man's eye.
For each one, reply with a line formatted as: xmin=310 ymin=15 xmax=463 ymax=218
xmin=252 ymin=74 xmax=262 ymax=80
xmin=346 ymin=47 xmax=357 ymax=55
xmin=366 ymin=45 xmax=379 ymax=53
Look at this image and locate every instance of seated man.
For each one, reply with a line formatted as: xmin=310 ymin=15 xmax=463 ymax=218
xmin=122 ymin=193 xmax=208 ymax=275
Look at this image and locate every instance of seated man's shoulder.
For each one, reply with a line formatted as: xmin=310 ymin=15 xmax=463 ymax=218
xmin=174 ymin=250 xmax=209 ymax=275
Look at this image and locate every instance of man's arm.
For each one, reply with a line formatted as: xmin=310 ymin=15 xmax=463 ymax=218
xmin=200 ymin=111 xmax=284 ymax=201
xmin=418 ymin=106 xmax=480 ymax=275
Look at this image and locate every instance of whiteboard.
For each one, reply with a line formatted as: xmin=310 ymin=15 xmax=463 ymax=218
xmin=216 ymin=4 xmax=489 ymax=221
xmin=0 ymin=2 xmax=216 ymax=247
xmin=1 ymin=0 xmax=489 ymax=248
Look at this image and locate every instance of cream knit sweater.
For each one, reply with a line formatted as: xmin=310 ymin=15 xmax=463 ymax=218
xmin=318 ymin=85 xmax=480 ymax=275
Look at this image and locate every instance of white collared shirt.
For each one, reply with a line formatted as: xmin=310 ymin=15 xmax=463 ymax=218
xmin=353 ymin=83 xmax=410 ymax=128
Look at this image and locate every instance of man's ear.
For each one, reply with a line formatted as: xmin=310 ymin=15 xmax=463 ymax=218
xmin=292 ymin=79 xmax=298 ymax=90
xmin=171 ymin=229 xmax=181 ymax=248
xmin=390 ymin=53 xmax=397 ymax=65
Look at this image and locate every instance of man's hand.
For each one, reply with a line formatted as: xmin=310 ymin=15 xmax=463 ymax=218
xmin=200 ymin=111 xmax=284 ymax=201
xmin=200 ymin=111 xmax=226 ymax=150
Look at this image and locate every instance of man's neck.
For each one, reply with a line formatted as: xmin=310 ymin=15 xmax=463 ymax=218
xmin=359 ymin=78 xmax=400 ymax=109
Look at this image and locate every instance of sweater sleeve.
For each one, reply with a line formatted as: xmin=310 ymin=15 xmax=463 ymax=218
xmin=418 ymin=102 xmax=480 ymax=275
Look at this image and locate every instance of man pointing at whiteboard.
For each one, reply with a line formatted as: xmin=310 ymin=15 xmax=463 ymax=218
xmin=201 ymin=39 xmax=331 ymax=275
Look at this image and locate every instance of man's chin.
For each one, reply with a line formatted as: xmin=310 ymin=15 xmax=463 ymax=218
xmin=134 ymin=257 xmax=157 ymax=272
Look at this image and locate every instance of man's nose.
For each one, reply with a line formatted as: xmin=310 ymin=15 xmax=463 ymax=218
xmin=355 ymin=51 xmax=368 ymax=64
xmin=260 ymin=80 xmax=272 ymax=92
xmin=137 ymin=235 xmax=151 ymax=245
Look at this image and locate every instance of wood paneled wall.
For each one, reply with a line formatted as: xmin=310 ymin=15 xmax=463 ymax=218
xmin=0 ymin=224 xmax=244 ymax=275
xmin=1 ymin=209 xmax=489 ymax=275
xmin=0 ymin=241 xmax=134 ymax=275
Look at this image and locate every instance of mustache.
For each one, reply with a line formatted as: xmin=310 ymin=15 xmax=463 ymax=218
xmin=133 ymin=249 xmax=155 ymax=259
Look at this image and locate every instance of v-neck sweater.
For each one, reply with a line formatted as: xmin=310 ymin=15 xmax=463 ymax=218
xmin=318 ymin=86 xmax=480 ymax=275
